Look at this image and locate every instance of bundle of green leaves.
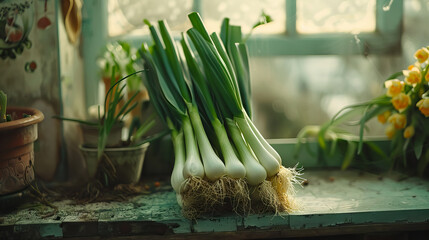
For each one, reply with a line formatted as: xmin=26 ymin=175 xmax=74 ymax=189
xmin=139 ymin=12 xmax=300 ymax=218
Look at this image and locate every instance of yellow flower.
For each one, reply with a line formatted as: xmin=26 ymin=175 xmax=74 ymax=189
xmin=403 ymin=67 xmax=422 ymax=86
xmin=384 ymin=79 xmax=404 ymax=97
xmin=385 ymin=124 xmax=396 ymax=139
xmin=387 ymin=113 xmax=407 ymax=129
xmin=425 ymin=71 xmax=429 ymax=82
xmin=414 ymin=47 xmax=429 ymax=63
xmin=417 ymin=98 xmax=429 ymax=117
xmin=391 ymin=93 xmax=411 ymax=112
xmin=403 ymin=126 xmax=415 ymax=139
xmin=377 ymin=110 xmax=391 ymax=124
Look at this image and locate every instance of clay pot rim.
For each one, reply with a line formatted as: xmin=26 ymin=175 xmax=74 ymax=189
xmin=0 ymin=107 xmax=44 ymax=132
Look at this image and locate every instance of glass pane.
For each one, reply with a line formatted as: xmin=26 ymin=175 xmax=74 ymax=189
xmin=202 ymin=0 xmax=285 ymax=34
xmin=297 ymin=0 xmax=376 ymax=34
xmin=108 ymin=0 xmax=193 ymax=37
xmin=250 ymin=55 xmax=392 ymax=139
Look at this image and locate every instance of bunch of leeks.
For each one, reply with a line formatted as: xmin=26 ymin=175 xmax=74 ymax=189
xmin=139 ymin=12 xmax=300 ymax=218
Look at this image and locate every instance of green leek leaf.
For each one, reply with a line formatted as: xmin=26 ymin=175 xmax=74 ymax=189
xmin=158 ymin=20 xmax=192 ymax=103
xmin=386 ymin=71 xmax=403 ymax=80
xmin=187 ymin=28 xmax=242 ymax=118
xmin=181 ymin=35 xmax=218 ymax=122
xmin=413 ymin=130 xmax=424 ymax=159
xmin=341 ymin=141 xmax=357 ymax=170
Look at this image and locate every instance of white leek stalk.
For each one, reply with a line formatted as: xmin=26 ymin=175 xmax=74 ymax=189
xmin=234 ymin=117 xmax=280 ymax=177
xmin=212 ymin=118 xmax=246 ymax=179
xmin=182 ymin=116 xmax=205 ymax=179
xmin=188 ymin=104 xmax=226 ymax=181
xmin=226 ymin=118 xmax=266 ymax=186
xmin=245 ymin=113 xmax=282 ymax=165
xmin=170 ymin=129 xmax=186 ymax=193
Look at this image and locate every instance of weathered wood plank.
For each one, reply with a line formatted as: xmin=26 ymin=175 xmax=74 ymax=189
xmin=1 ymin=169 xmax=429 ymax=239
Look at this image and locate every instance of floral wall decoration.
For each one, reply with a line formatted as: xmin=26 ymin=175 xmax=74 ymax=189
xmin=0 ymin=0 xmax=34 ymax=59
xmin=0 ymin=0 xmax=83 ymax=182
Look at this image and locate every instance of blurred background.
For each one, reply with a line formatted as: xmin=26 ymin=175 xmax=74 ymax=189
xmin=104 ymin=0 xmax=423 ymax=138
xmin=1 ymin=0 xmax=427 ymax=181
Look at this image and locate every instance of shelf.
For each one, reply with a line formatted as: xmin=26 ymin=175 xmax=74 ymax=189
xmin=1 ymin=169 xmax=429 ymax=239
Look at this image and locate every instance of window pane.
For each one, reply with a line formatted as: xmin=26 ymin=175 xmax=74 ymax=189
xmin=108 ymin=0 xmax=193 ymax=36
xmin=296 ymin=0 xmax=376 ymax=34
xmin=202 ymin=0 xmax=285 ymax=34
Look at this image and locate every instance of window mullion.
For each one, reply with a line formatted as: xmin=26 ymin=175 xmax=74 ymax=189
xmin=376 ymin=0 xmax=403 ymax=34
xmin=193 ymin=0 xmax=203 ymax=16
xmin=286 ymin=0 xmax=297 ymax=36
xmin=82 ymin=0 xmax=109 ymax=109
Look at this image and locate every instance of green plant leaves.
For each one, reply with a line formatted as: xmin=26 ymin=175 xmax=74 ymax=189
xmin=413 ymin=128 xmax=425 ymax=159
xmin=341 ymin=141 xmax=357 ymax=170
xmin=386 ymin=71 xmax=404 ymax=80
xmin=417 ymin=149 xmax=429 ymax=176
xmin=0 ymin=90 xmax=7 ymax=123
xmin=186 ymin=28 xmax=242 ymax=118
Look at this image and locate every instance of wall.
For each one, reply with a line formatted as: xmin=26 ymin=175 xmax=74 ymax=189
xmin=57 ymin=0 xmax=87 ymax=182
xmin=0 ymin=0 xmax=61 ymax=181
xmin=0 ymin=0 xmax=86 ymax=182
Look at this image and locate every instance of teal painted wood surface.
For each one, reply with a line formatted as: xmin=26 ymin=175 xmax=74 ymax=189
xmin=1 ymin=169 xmax=429 ymax=238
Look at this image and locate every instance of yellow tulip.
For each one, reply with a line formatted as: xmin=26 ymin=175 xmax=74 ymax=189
xmin=403 ymin=67 xmax=422 ymax=86
xmin=391 ymin=93 xmax=411 ymax=112
xmin=403 ymin=126 xmax=415 ymax=139
xmin=384 ymin=79 xmax=404 ymax=97
xmin=387 ymin=113 xmax=407 ymax=129
xmin=417 ymin=98 xmax=429 ymax=117
xmin=377 ymin=110 xmax=391 ymax=124
xmin=385 ymin=124 xmax=396 ymax=139
xmin=414 ymin=47 xmax=429 ymax=63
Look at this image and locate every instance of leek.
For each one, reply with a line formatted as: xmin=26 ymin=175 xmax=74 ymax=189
xmin=138 ymin=12 xmax=299 ymax=218
xmin=169 ymin=124 xmax=186 ymax=192
xmin=186 ymin=19 xmax=281 ymax=175
xmin=226 ymin=118 xmax=266 ymax=186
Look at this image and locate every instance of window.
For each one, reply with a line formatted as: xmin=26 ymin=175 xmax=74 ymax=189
xmin=107 ymin=0 xmax=285 ymax=36
xmin=105 ymin=0 xmax=402 ymax=55
xmin=296 ymin=0 xmax=376 ymax=34
xmin=82 ymin=0 xmax=403 ymax=138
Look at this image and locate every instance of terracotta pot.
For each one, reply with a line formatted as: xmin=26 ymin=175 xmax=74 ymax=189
xmin=128 ymin=89 xmax=149 ymax=119
xmin=80 ymin=143 xmax=149 ymax=184
xmin=102 ymin=75 xmax=124 ymax=116
xmin=0 ymin=107 xmax=44 ymax=195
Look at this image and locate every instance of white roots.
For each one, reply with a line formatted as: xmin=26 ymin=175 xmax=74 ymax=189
xmin=177 ymin=166 xmax=301 ymax=219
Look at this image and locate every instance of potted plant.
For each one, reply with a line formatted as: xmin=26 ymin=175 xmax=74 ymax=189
xmin=55 ymin=71 xmax=163 ymax=186
xmin=297 ymin=45 xmax=429 ymax=176
xmin=97 ymin=41 xmax=149 ymax=119
xmin=0 ymin=90 xmax=44 ymax=195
